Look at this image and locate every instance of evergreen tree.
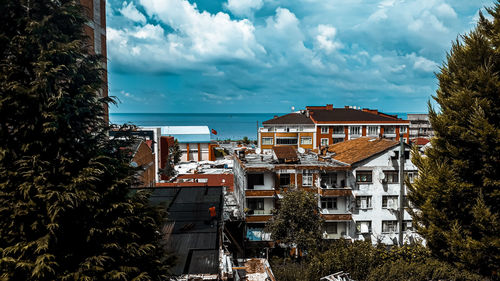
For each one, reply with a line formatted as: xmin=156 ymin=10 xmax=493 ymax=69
xmin=265 ymin=189 xmax=323 ymax=254
xmin=0 ymin=1 xmax=171 ymax=280
xmin=408 ymin=2 xmax=500 ymax=278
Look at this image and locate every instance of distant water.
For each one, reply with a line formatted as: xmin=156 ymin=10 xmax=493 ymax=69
xmin=110 ymin=112 xmax=415 ymax=141
xmin=110 ymin=113 xmax=283 ymax=140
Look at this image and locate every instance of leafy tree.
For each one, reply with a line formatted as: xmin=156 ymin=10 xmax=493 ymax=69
xmin=407 ymin=2 xmax=500 ymax=278
xmin=160 ymin=139 xmax=181 ymax=179
xmin=265 ymin=189 xmax=323 ymax=254
xmin=0 ymin=1 xmax=171 ymax=280
xmin=242 ymin=136 xmax=250 ymax=145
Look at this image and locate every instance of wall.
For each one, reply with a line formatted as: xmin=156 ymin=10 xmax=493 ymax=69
xmin=249 ymin=172 xmax=275 ymax=190
xmin=132 ymin=141 xmax=155 ymax=187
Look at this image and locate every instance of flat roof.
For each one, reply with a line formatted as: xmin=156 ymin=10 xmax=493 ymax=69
xmin=310 ymin=108 xmax=405 ymax=122
xmin=161 ymin=126 xmax=210 ymax=135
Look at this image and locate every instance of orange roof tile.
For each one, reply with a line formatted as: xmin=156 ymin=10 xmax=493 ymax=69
xmin=328 ymin=137 xmax=399 ymax=165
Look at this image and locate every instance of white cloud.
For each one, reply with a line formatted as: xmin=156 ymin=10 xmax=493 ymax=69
xmin=314 ymin=24 xmax=342 ymax=53
xmin=119 ymin=1 xmax=146 ymax=23
xmin=410 ymin=54 xmax=438 ymax=72
xmin=224 ymin=0 xmax=263 ymax=18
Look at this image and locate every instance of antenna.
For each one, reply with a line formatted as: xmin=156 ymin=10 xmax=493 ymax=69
xmin=255 ymin=148 xmax=261 ymax=154
xmin=298 ymin=147 xmax=305 ymax=154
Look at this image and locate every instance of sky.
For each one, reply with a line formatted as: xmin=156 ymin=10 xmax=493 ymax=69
xmin=106 ymin=0 xmax=494 ymax=113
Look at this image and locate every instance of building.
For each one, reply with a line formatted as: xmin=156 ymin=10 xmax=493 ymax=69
xmin=80 ymin=0 xmax=108 ymax=117
xmin=408 ymin=114 xmax=434 ymax=139
xmin=233 ymin=137 xmax=419 ymax=245
xmin=128 ymin=140 xmax=155 ymax=187
xmin=161 ymin=126 xmax=217 ymax=162
xmin=258 ymin=105 xmax=410 ymax=153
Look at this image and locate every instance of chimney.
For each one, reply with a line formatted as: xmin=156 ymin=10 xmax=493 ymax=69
xmin=305 ymin=110 xmax=310 ymax=117
xmin=274 ymin=115 xmax=278 ymax=119
xmin=345 ymin=106 xmax=349 ymax=109
xmin=326 ymin=104 xmax=333 ymax=110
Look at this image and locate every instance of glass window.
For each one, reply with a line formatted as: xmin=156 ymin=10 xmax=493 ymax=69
xmin=367 ymin=126 xmax=378 ymax=135
xmin=403 ymin=220 xmax=413 ymax=231
xmin=325 ymin=223 xmax=338 ymax=234
xmin=262 ymin=137 xmax=273 ymax=145
xmin=321 ymin=197 xmax=337 ymax=209
xmin=300 ymin=137 xmax=312 ymax=145
xmin=356 ymin=171 xmax=372 ymax=183
xmin=302 ymin=171 xmax=313 ymax=186
xmin=350 ymin=126 xmax=361 ymax=135
xmin=356 ymin=221 xmax=372 ymax=233
xmin=400 ymin=126 xmax=407 ymax=133
xmin=247 ymin=198 xmax=264 ymax=211
xmin=276 ymin=138 xmax=298 ymax=145
xmin=382 ymin=220 xmax=398 ymax=233
xmin=321 ymin=126 xmax=329 ymax=134
xmin=356 ymin=196 xmax=372 ymax=209
xmin=405 ymin=171 xmax=417 ymax=183
xmin=321 ymin=138 xmax=329 ymax=147
xmin=332 ymin=138 xmax=344 ymax=144
xmin=385 ymin=126 xmax=395 ymax=134
xmin=280 ymin=174 xmax=290 ymax=186
xmin=383 ymin=171 xmax=399 ymax=183
xmin=382 ymin=196 xmax=399 ymax=209
xmin=332 ymin=126 xmax=344 ymax=134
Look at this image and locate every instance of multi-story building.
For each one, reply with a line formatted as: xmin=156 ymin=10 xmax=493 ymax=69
xmin=81 ymin=0 xmax=108 ymax=117
xmin=408 ymin=114 xmax=434 ymax=139
xmin=258 ymin=105 xmax=410 ymax=153
xmin=161 ymin=126 xmax=217 ymax=162
xmin=234 ymin=137 xmax=420 ymax=245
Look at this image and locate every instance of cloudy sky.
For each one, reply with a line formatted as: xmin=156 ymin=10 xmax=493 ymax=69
xmin=106 ymin=0 xmax=493 ymax=113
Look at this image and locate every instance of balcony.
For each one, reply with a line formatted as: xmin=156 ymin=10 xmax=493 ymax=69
xmin=319 ymin=188 xmax=352 ymax=197
xmin=245 ymin=190 xmax=276 ymax=197
xmin=246 ymin=215 xmax=273 ymax=223
xmin=321 ymin=213 xmax=352 ymax=221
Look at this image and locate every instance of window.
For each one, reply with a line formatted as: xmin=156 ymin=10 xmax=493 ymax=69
xmin=300 ymin=137 xmax=312 ymax=145
xmin=383 ymin=171 xmax=399 ymax=183
xmin=382 ymin=220 xmax=398 ymax=233
xmin=332 ymin=126 xmax=344 ymax=134
xmin=405 ymin=171 xmax=417 ymax=183
xmin=262 ymin=137 xmax=273 ymax=145
xmin=385 ymin=126 xmax=395 ymax=134
xmin=403 ymin=220 xmax=413 ymax=231
xmin=325 ymin=223 xmax=338 ymax=234
xmin=247 ymin=174 xmax=264 ymax=189
xmin=356 ymin=171 xmax=372 ymax=183
xmin=280 ymin=174 xmax=290 ymax=186
xmin=247 ymin=199 xmax=264 ymax=211
xmin=400 ymin=126 xmax=407 ymax=133
xmin=350 ymin=126 xmax=361 ymax=135
xmin=321 ymin=197 xmax=337 ymax=209
xmin=302 ymin=171 xmax=313 ymax=186
xmin=321 ymin=126 xmax=329 ymax=134
xmin=332 ymin=138 xmax=344 ymax=144
xmin=320 ymin=138 xmax=329 ymax=147
xmin=276 ymin=138 xmax=298 ymax=145
xmin=382 ymin=196 xmax=399 ymax=209
xmin=356 ymin=221 xmax=372 ymax=234
xmin=367 ymin=126 xmax=378 ymax=135
xmin=356 ymin=196 xmax=372 ymax=209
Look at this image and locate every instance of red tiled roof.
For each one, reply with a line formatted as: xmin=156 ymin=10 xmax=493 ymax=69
xmin=411 ymin=137 xmax=430 ymax=146
xmin=263 ymin=112 xmax=314 ymax=125
xmin=309 ymin=108 xmax=405 ymax=122
xmin=328 ymin=137 xmax=399 ymax=165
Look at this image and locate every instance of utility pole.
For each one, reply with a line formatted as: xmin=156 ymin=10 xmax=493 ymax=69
xmin=398 ymin=134 xmax=405 ymax=246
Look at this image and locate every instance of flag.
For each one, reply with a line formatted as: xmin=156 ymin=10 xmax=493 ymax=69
xmin=211 ymin=129 xmax=217 ymax=135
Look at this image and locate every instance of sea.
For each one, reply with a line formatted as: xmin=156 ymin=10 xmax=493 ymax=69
xmin=110 ymin=112 xmax=411 ymax=141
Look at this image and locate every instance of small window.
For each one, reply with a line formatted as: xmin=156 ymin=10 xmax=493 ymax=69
xmin=383 ymin=171 xmax=399 ymax=183
xmin=405 ymin=171 xmax=417 ymax=183
xmin=403 ymin=220 xmax=413 ymax=231
xmin=302 ymin=171 xmax=313 ymax=186
xmin=400 ymin=126 xmax=407 ymax=133
xmin=356 ymin=221 xmax=372 ymax=234
xmin=356 ymin=171 xmax=372 ymax=183
xmin=385 ymin=126 xmax=395 ymax=134
xmin=382 ymin=220 xmax=398 ymax=233
xmin=276 ymin=138 xmax=298 ymax=145
xmin=367 ymin=126 xmax=378 ymax=135
xmin=332 ymin=126 xmax=344 ymax=134
xmin=248 ymin=174 xmax=264 ymax=189
xmin=320 ymin=138 xmax=329 ymax=147
xmin=321 ymin=127 xmax=329 ymax=134
xmin=356 ymin=196 xmax=372 ymax=209
xmin=279 ymin=174 xmax=290 ymax=186
xmin=382 ymin=195 xmax=399 ymax=209
xmin=262 ymin=137 xmax=273 ymax=145
xmin=325 ymin=223 xmax=338 ymax=234
xmin=350 ymin=126 xmax=361 ymax=135
xmin=247 ymin=198 xmax=264 ymax=211
xmin=321 ymin=197 xmax=337 ymax=209
xmin=332 ymin=138 xmax=344 ymax=144
xmin=300 ymin=137 xmax=312 ymax=145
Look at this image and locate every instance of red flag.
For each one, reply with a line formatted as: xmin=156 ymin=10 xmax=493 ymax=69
xmin=211 ymin=129 xmax=217 ymax=135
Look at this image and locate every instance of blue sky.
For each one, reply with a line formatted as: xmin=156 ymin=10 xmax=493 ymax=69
xmin=106 ymin=0 xmax=493 ymax=113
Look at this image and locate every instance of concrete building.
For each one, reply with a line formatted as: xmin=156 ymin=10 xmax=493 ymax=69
xmin=161 ymin=126 xmax=216 ymax=162
xmin=129 ymin=140 xmax=155 ymax=187
xmin=258 ymin=104 xmax=410 ymax=153
xmin=408 ymin=114 xmax=434 ymax=139
xmin=233 ymin=137 xmax=420 ymax=245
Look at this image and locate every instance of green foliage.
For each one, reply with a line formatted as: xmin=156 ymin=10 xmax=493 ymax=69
xmin=0 ymin=1 xmax=171 ymax=280
xmin=265 ymin=189 xmax=323 ymax=253
xmin=242 ymin=136 xmax=250 ymax=145
xmin=407 ymin=2 xmax=500 ymax=278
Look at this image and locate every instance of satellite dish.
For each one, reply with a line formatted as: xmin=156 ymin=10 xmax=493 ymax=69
xmin=291 ymin=106 xmax=295 ymax=111
xmin=255 ymin=148 xmax=261 ymax=154
xmin=379 ymin=172 xmax=386 ymax=180
xmin=298 ymin=147 xmax=305 ymax=154
xmin=130 ymin=161 xmax=138 ymax=168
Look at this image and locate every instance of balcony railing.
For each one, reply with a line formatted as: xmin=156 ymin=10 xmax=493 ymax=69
xmin=246 ymin=215 xmax=273 ymax=223
xmin=321 ymin=213 xmax=352 ymax=221
xmin=245 ymin=190 xmax=276 ymax=197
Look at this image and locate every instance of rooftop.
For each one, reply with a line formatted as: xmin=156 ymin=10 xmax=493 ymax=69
xmin=328 ymin=137 xmax=399 ymax=165
xmin=161 ymin=126 xmax=211 ymax=143
xmin=262 ymin=112 xmax=314 ymax=125
xmin=309 ymin=108 xmax=405 ymax=123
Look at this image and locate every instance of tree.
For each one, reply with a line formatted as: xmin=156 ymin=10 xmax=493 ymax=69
xmin=407 ymin=2 xmax=500 ymax=278
xmin=265 ymin=189 xmax=323 ymax=254
xmin=0 ymin=1 xmax=171 ymax=279
xmin=160 ymin=139 xmax=181 ymax=179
